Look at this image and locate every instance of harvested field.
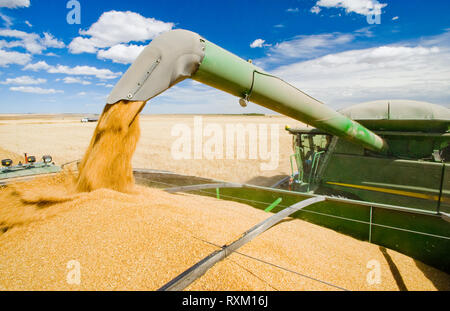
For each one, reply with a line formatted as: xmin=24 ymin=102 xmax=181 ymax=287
xmin=0 ymin=147 xmax=22 ymax=164
xmin=0 ymin=114 xmax=296 ymax=186
xmin=0 ymin=174 xmax=449 ymax=291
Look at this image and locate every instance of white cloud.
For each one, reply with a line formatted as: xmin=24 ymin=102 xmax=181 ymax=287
xmin=68 ymin=10 xmax=173 ymax=56
xmin=0 ymin=48 xmax=30 ymax=66
xmin=1 ymin=75 xmax=46 ymax=84
xmin=0 ymin=29 xmax=42 ymax=53
xmin=48 ymin=65 xmax=120 ymax=80
xmin=261 ymin=32 xmax=354 ymax=64
xmin=0 ymin=12 xmax=12 ymax=27
xmin=310 ymin=6 xmax=321 ymax=14
xmin=23 ymin=60 xmax=121 ymax=79
xmin=97 ymin=43 xmax=145 ymax=64
xmin=0 ymin=1 xmax=29 ymax=27
xmin=0 ymin=0 xmax=29 ymax=8
xmin=250 ymin=39 xmax=265 ymax=48
xmin=68 ymin=36 xmax=97 ymax=54
xmin=271 ymin=36 xmax=450 ymax=108
xmin=9 ymin=86 xmax=63 ymax=94
xmin=0 ymin=29 xmax=65 ymax=54
xmin=63 ymin=77 xmax=91 ymax=85
xmin=97 ymin=82 xmax=114 ymax=88
xmin=313 ymin=0 xmax=387 ymax=16
xmin=392 ymin=16 xmax=399 ymax=21
xmin=77 ymin=92 xmax=87 ymax=96
xmin=0 ymin=0 xmax=31 ymax=27
xmin=23 ymin=60 xmax=50 ymax=71
xmin=286 ymin=8 xmax=299 ymax=13
xmin=42 ymin=32 xmax=65 ymax=48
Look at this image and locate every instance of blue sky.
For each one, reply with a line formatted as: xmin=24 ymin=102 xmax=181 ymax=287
xmin=0 ymin=0 xmax=449 ymax=114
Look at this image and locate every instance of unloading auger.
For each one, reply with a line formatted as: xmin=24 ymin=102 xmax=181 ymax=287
xmin=107 ymin=29 xmax=388 ymax=152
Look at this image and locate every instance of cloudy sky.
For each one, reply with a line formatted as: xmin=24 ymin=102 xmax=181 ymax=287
xmin=0 ymin=0 xmax=449 ymax=114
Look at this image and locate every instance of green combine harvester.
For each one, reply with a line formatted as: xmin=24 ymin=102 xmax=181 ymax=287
xmin=110 ymin=29 xmax=448 ymax=273
xmin=284 ymin=99 xmax=449 ymax=211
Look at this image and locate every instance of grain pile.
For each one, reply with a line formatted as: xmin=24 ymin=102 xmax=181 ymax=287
xmin=0 ymin=172 xmax=78 ymax=233
xmin=0 ymin=176 xmax=449 ymax=291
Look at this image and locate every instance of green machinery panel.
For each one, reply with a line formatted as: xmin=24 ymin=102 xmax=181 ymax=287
xmin=321 ymin=155 xmax=445 ymax=212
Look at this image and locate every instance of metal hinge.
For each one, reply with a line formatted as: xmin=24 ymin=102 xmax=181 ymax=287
xmin=127 ymin=58 xmax=161 ymax=99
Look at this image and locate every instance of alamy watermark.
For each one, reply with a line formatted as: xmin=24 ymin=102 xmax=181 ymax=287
xmin=66 ymin=0 xmax=81 ymax=25
xmin=366 ymin=259 xmax=382 ymax=285
xmin=66 ymin=260 xmax=81 ymax=285
xmin=171 ymin=116 xmax=280 ymax=171
xmin=366 ymin=2 xmax=384 ymax=25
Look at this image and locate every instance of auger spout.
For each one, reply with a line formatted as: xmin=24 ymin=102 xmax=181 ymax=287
xmin=107 ymin=29 xmax=387 ymax=152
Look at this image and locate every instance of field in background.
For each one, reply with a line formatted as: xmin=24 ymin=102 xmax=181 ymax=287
xmin=0 ymin=114 xmax=303 ymax=186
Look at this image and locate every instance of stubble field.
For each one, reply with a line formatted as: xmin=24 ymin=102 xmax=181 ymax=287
xmin=0 ymin=114 xmax=297 ymax=186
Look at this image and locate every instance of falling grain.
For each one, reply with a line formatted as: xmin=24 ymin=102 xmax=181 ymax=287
xmin=76 ymin=100 xmax=146 ymax=193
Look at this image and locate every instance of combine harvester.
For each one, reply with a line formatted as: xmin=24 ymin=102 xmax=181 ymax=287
xmin=108 ymin=29 xmax=449 ymax=274
xmin=3 ymin=29 xmax=449 ymax=276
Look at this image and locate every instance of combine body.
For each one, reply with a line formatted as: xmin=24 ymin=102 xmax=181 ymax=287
xmin=286 ymin=100 xmax=450 ymax=215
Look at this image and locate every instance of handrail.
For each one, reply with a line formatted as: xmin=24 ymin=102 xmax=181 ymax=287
xmin=161 ymin=179 xmax=444 ymax=218
xmin=308 ymin=150 xmax=325 ymax=191
xmin=165 ymin=182 xmax=243 ymax=193
xmin=157 ymin=196 xmax=326 ymax=291
xmin=290 ymin=146 xmax=303 ymax=183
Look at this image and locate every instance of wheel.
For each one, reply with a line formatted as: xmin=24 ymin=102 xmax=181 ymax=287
xmin=1 ymin=159 xmax=12 ymax=167
xmin=27 ymin=156 xmax=36 ymax=163
xmin=42 ymin=155 xmax=52 ymax=164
